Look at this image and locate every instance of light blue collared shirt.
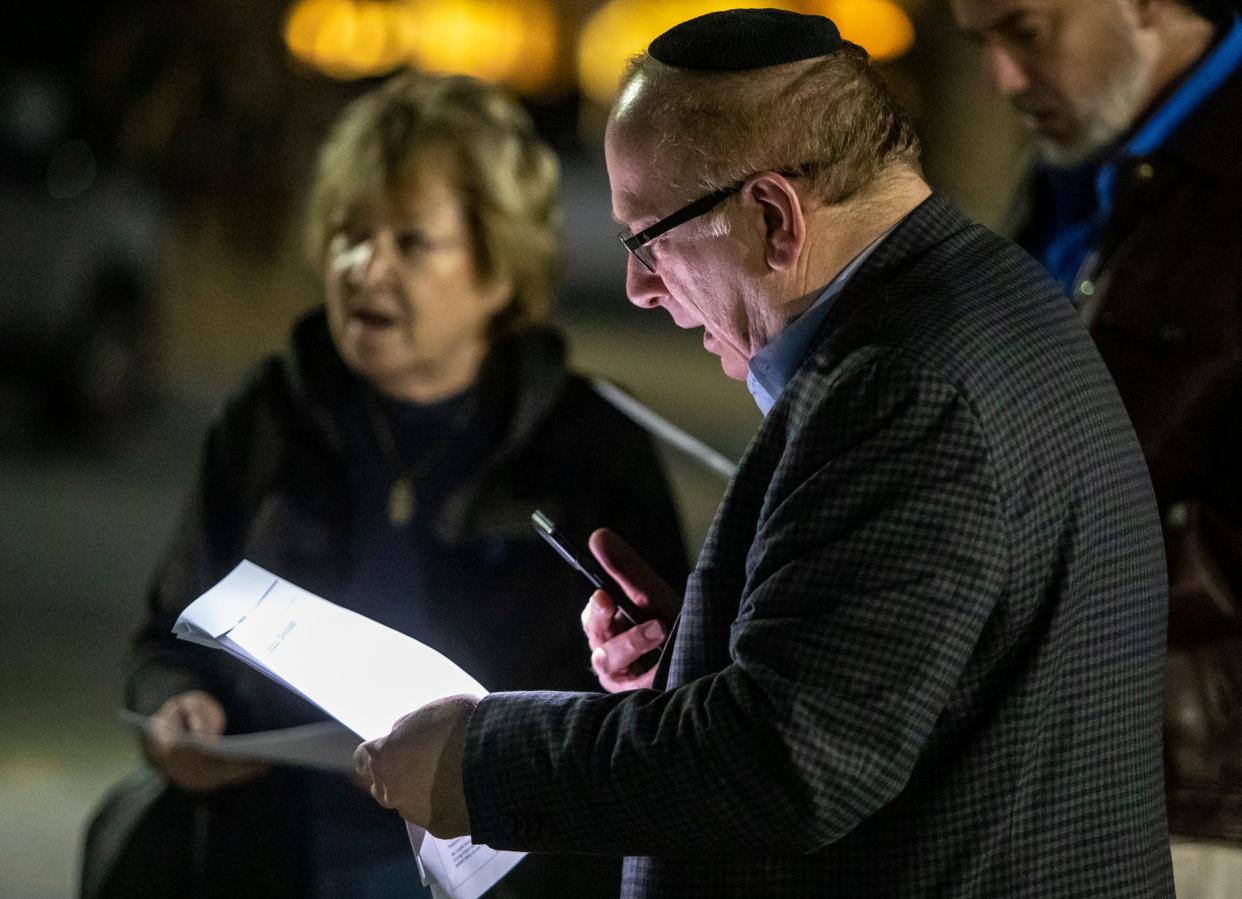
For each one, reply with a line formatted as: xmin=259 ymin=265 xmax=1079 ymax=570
xmin=746 ymin=227 xmax=895 ymax=416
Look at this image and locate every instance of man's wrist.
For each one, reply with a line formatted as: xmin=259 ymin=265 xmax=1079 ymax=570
xmin=430 ymin=695 xmax=479 ymax=838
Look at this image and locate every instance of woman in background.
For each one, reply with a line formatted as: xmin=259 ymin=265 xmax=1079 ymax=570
xmin=95 ymin=70 xmax=687 ymax=899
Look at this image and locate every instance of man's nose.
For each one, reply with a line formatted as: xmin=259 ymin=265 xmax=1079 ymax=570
xmin=625 ymin=256 xmax=664 ymax=310
xmin=983 ymin=44 xmax=1030 ymax=97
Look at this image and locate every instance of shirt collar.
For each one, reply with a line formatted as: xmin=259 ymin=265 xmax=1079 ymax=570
xmin=746 ymin=225 xmax=895 ymax=416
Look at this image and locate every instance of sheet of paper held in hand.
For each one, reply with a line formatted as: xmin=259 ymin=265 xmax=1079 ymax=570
xmin=170 ymin=560 xmax=527 ymax=899
xmin=120 ymin=711 xmax=360 ymax=772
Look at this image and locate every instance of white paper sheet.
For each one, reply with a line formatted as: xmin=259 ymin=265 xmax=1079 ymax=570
xmin=120 ymin=711 xmax=360 ymax=773
xmin=172 ymin=560 xmax=527 ymax=897
xmin=420 ymin=833 xmax=532 ymax=899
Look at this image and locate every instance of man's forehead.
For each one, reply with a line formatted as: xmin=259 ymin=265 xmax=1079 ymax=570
xmin=605 ymin=121 xmax=664 ymax=223
xmin=609 ymin=193 xmax=643 ymax=226
xmin=613 ymin=75 xmax=647 ymax=124
xmin=608 ymin=174 xmax=661 ymax=226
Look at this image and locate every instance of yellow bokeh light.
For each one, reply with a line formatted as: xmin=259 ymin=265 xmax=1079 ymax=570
xmin=578 ymin=0 xmax=916 ymax=107
xmin=310 ymin=3 xmax=362 ymax=77
xmin=283 ymin=0 xmax=915 ymax=98
xmin=406 ymin=0 xmax=557 ymax=93
xmin=816 ymin=0 xmax=915 ymax=62
xmin=285 ymin=0 xmax=339 ymax=61
xmin=383 ymin=6 xmax=419 ymax=62
xmin=579 ymin=0 xmax=802 ymax=108
xmin=283 ymin=0 xmax=557 ymax=93
xmin=348 ymin=4 xmax=393 ymax=73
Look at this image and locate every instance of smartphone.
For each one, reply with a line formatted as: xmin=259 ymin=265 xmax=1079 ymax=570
xmin=530 ymin=510 xmax=646 ymax=625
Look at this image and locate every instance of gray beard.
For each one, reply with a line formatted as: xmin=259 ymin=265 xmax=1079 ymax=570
xmin=1037 ymin=50 xmax=1154 ymax=168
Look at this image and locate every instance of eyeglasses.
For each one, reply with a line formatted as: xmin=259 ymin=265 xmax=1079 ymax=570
xmin=617 ymin=164 xmax=822 ymax=274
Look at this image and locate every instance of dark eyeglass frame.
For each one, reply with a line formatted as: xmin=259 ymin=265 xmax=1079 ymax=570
xmin=617 ymin=164 xmax=821 ymax=273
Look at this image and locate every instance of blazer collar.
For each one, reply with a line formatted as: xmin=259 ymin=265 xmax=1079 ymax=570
xmin=805 ymin=194 xmax=975 ymax=358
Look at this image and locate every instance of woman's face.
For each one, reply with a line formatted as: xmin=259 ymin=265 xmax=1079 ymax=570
xmin=323 ymin=150 xmax=511 ymax=402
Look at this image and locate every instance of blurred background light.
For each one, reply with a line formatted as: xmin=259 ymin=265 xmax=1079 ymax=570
xmin=410 ymin=0 xmax=558 ymax=93
xmin=285 ymin=0 xmax=916 ymax=103
xmin=814 ymin=0 xmax=916 ymax=62
xmin=578 ymin=0 xmax=916 ymax=107
xmin=283 ymin=0 xmax=558 ymax=93
xmin=578 ymin=0 xmax=799 ymax=107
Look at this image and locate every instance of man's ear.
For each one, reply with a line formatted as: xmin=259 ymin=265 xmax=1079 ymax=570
xmin=743 ymin=173 xmax=806 ymax=272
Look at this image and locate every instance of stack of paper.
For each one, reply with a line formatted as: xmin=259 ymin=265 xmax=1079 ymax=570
xmin=168 ymin=560 xmax=527 ymax=899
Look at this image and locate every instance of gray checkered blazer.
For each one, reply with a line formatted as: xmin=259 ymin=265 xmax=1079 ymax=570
xmin=464 ymin=196 xmax=1173 ymax=897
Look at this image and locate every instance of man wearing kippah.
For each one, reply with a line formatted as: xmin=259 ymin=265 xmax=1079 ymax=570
xmin=953 ymin=1 xmax=1242 ymax=895
xmin=354 ymin=9 xmax=1172 ymax=896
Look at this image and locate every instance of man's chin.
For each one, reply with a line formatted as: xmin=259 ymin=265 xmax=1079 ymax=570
xmin=717 ymin=353 xmax=750 ymax=382
xmin=703 ymin=333 xmax=748 ymax=381
xmin=1033 ymin=110 xmax=1132 ymax=169
xmin=1036 ymin=135 xmax=1105 ymax=169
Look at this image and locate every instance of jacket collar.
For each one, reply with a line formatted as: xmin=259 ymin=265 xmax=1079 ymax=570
xmin=807 ymin=194 xmax=974 ymax=355
xmin=279 ymin=308 xmax=572 ymax=539
xmin=283 ymin=308 xmax=569 ymax=439
xmin=739 ymin=194 xmax=974 ymax=426
xmin=1158 ymin=51 xmax=1242 ymax=180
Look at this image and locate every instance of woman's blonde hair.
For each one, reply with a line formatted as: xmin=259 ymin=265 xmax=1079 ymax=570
xmin=306 ymin=70 xmax=562 ymax=339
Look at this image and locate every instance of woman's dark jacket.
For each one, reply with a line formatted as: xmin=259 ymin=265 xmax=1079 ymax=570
xmin=113 ymin=310 xmax=688 ymax=897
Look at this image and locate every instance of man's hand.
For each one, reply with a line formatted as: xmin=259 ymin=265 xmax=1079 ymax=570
xmin=144 ymin=690 xmax=269 ymax=792
xmin=353 ymin=695 xmax=477 ymax=839
xmin=582 ymin=528 xmax=681 ymax=692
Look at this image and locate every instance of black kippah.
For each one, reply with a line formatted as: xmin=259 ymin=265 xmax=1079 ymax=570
xmin=648 ymin=8 xmax=844 ymax=72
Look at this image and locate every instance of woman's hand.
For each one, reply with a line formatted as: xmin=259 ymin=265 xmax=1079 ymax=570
xmin=144 ymin=690 xmax=269 ymax=792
